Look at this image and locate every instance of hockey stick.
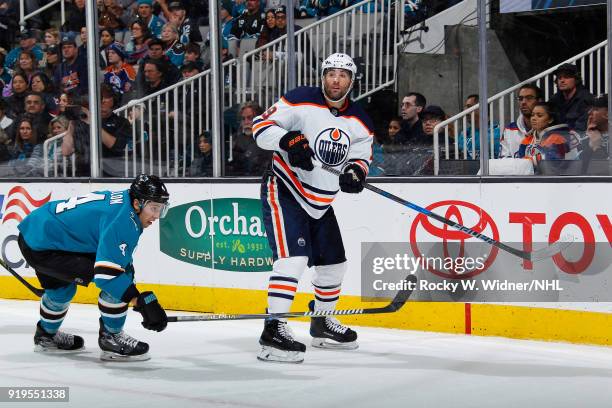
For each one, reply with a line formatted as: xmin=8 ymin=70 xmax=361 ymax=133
xmin=167 ymin=275 xmax=417 ymax=322
xmin=0 ymin=257 xmax=44 ymax=297
xmin=318 ymin=162 xmax=573 ymax=262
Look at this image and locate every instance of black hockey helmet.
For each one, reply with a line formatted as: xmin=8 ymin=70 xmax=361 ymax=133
xmin=129 ymin=174 xmax=169 ymax=204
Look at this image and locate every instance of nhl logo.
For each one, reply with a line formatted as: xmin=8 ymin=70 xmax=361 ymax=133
xmin=314 ymin=127 xmax=350 ymax=166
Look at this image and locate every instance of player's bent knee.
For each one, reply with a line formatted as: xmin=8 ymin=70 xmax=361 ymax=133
xmin=272 ymin=256 xmax=309 ymax=280
xmin=312 ymin=262 xmax=347 ymax=287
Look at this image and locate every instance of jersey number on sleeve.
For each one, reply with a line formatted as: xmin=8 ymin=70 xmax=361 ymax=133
xmin=55 ymin=193 xmax=106 ymax=214
xmin=261 ymin=106 xmax=277 ymax=120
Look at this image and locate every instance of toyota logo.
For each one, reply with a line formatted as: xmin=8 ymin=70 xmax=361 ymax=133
xmin=410 ymin=200 xmax=500 ymax=279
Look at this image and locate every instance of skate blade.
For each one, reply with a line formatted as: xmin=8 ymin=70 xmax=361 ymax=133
xmin=311 ymin=338 xmax=358 ymax=350
xmin=34 ymin=345 xmax=86 ymax=353
xmin=100 ymin=351 xmax=151 ymax=362
xmin=257 ymin=346 xmax=304 ymax=363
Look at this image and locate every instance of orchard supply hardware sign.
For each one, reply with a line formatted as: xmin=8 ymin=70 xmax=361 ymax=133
xmin=160 ymin=198 xmax=273 ymax=272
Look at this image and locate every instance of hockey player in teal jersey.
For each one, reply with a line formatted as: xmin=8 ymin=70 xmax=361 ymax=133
xmin=17 ymin=174 xmax=170 ymax=361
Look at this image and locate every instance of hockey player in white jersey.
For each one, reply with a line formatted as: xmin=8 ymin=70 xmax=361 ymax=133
xmin=253 ymin=53 xmax=374 ymax=363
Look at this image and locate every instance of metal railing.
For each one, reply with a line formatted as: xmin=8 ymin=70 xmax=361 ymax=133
xmin=113 ymin=0 xmax=404 ymax=177
xmin=43 ymin=131 xmax=75 ymax=177
xmin=432 ymin=39 xmax=609 ymax=175
xmin=237 ymin=0 xmax=404 ymax=108
xmin=113 ymin=59 xmax=238 ymax=177
xmin=19 ymin=0 xmax=65 ymax=30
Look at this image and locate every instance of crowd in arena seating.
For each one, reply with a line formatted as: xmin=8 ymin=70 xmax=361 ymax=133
xmin=0 ymin=0 xmax=605 ymax=178
xmin=380 ymin=62 xmax=609 ymax=176
xmin=0 ymin=0 xmax=377 ymax=177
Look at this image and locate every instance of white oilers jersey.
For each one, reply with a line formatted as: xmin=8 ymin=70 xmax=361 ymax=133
xmin=253 ymin=86 xmax=374 ymax=219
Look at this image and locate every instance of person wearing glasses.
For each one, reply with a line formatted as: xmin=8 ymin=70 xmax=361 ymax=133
xmin=500 ymin=84 xmax=544 ymax=158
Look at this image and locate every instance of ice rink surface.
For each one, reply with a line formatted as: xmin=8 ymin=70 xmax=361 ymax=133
xmin=1 ymin=299 xmax=612 ymax=408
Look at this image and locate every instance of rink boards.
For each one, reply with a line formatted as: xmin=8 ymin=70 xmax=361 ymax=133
xmin=0 ymin=178 xmax=611 ymax=346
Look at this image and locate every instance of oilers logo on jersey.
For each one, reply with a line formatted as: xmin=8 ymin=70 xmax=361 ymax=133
xmin=314 ymin=128 xmax=350 ymax=166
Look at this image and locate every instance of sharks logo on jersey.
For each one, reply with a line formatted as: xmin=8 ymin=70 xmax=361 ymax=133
xmin=314 ymin=128 xmax=350 ymax=166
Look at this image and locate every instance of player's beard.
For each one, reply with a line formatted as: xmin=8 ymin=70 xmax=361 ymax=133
xmin=323 ymin=82 xmax=351 ymax=102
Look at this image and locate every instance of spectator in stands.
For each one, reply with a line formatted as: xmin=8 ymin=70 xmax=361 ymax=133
xmin=421 ymin=105 xmax=446 ymax=141
xmin=231 ymin=0 xmax=266 ymax=54
xmin=517 ymin=102 xmax=578 ymax=168
xmin=50 ymin=115 xmax=69 ymax=139
xmin=0 ymin=51 xmax=10 ymax=88
xmin=136 ymin=0 xmax=164 ymax=39
xmin=62 ymin=85 xmax=131 ymax=176
xmin=161 ymin=23 xmax=186 ymax=67
xmin=500 ymin=83 xmax=543 ymax=158
xmin=8 ymin=115 xmax=44 ymax=177
xmin=0 ymin=99 xmax=12 ymax=160
xmin=46 ymin=115 xmax=70 ymax=168
xmin=581 ymin=95 xmax=609 ymax=173
xmin=43 ymin=28 xmax=60 ymax=50
xmin=179 ymin=61 xmax=205 ymax=120
xmin=104 ymin=42 xmax=136 ymax=99
xmin=141 ymin=59 xmax=171 ymax=95
xmin=548 ymin=63 xmax=595 ymax=132
xmin=125 ymin=19 xmax=152 ymax=64
xmin=228 ymin=101 xmax=271 ymax=175
xmin=183 ymin=42 xmax=204 ymax=70
xmin=63 ymin=0 xmax=87 ymax=34
xmin=134 ymin=38 xmax=181 ymax=92
xmin=189 ymin=131 xmax=212 ymax=176
xmin=57 ymin=91 xmax=75 ymax=115
xmin=220 ymin=0 xmax=236 ymax=44
xmin=97 ymin=28 xmax=117 ymax=68
xmin=396 ymin=92 xmax=426 ymax=144
xmin=180 ymin=60 xmax=200 ymax=79
xmin=99 ymin=0 xmax=127 ymax=33
xmin=0 ymin=98 xmax=13 ymax=131
xmin=78 ymin=26 xmax=88 ymax=57
xmin=256 ymin=9 xmax=277 ymax=48
xmin=163 ymin=1 xmax=202 ymax=44
xmin=386 ymin=116 xmax=402 ymax=144
xmin=298 ymin=0 xmax=318 ymax=18
xmin=269 ymin=6 xmax=310 ymax=58
xmin=17 ymin=50 xmax=37 ymax=80
xmin=310 ymin=0 xmax=352 ymax=18
xmin=61 ymin=95 xmax=91 ymax=175
xmin=29 ymin=72 xmax=58 ymax=114
xmin=16 ymin=92 xmax=53 ymax=140
xmin=4 ymin=72 xmax=29 ymax=118
xmin=55 ymin=33 xmax=89 ymax=94
xmin=0 ymin=0 xmax=18 ymax=50
xmin=40 ymin=45 xmax=60 ymax=79
xmin=457 ymin=94 xmax=501 ymax=158
xmin=4 ymin=29 xmax=43 ymax=73
xmin=117 ymin=0 xmax=139 ymax=27
xmin=99 ymin=84 xmax=132 ymax=176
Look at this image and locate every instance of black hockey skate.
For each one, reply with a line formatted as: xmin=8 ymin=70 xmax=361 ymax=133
xmin=309 ymin=300 xmax=358 ymax=350
xmin=98 ymin=319 xmax=150 ymax=362
xmin=34 ymin=322 xmax=85 ymax=352
xmin=258 ymin=319 xmax=306 ymax=363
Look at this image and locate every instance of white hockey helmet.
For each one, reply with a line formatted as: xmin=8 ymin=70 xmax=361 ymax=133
xmin=321 ymin=53 xmax=357 ymax=102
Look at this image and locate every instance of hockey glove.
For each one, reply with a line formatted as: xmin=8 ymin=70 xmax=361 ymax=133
xmin=134 ymin=291 xmax=168 ymax=332
xmin=279 ymin=131 xmax=315 ymax=171
xmin=339 ymin=163 xmax=366 ymax=193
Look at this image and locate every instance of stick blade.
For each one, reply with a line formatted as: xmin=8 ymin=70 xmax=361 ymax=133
xmin=530 ymin=234 xmax=575 ymax=262
xmin=386 ymin=275 xmax=417 ymax=312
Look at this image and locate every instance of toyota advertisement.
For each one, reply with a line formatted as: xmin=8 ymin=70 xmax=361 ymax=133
xmin=0 ymin=182 xmax=610 ymax=306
